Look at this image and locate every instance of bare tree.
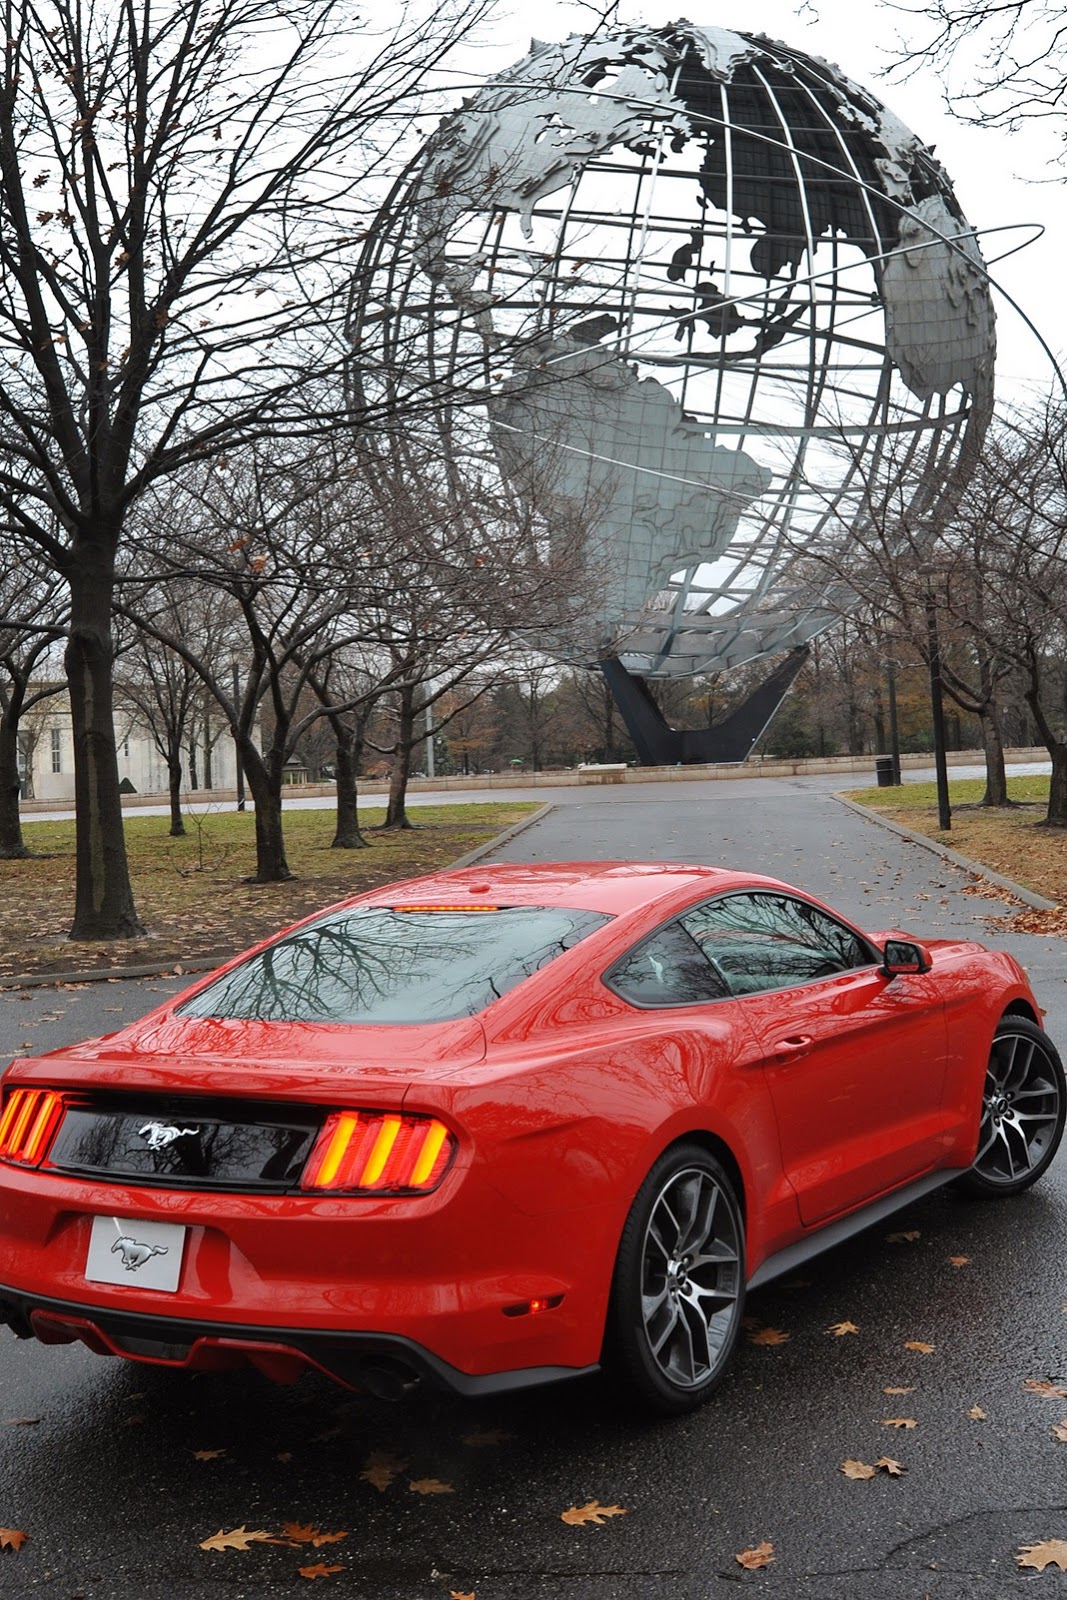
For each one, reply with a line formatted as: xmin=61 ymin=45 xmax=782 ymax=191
xmin=0 ymin=562 xmax=67 ymax=856
xmin=0 ymin=0 xmax=493 ymax=936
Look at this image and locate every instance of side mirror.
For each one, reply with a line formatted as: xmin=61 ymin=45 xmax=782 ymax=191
xmin=881 ymin=938 xmax=931 ymax=977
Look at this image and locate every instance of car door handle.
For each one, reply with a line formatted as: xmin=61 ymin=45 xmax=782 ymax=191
xmin=772 ymin=1035 xmax=813 ymax=1062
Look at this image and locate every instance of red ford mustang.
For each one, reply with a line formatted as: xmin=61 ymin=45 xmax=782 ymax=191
xmin=1 ymin=861 xmax=1063 ymax=1414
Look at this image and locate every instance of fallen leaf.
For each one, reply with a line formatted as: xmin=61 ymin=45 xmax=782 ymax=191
xmin=748 ymin=1327 xmax=790 ymax=1346
xmin=947 ymin=1255 xmax=971 ymax=1267
xmin=3 ymin=1418 xmax=40 ymax=1427
xmin=408 ymin=1478 xmax=454 ymax=1495
xmin=311 ymin=1531 xmax=347 ymax=1547
xmin=461 ymin=1428 xmax=514 ymax=1447
xmin=968 ymin=1406 xmax=986 ymax=1420
xmin=828 ymin=1321 xmax=859 ymax=1337
xmin=192 ymin=1448 xmax=226 ymax=1461
xmin=311 ymin=1426 xmax=343 ymax=1444
xmin=874 ymin=1457 xmax=906 ymax=1476
xmin=560 ymin=1500 xmax=628 ymax=1526
xmin=840 ymin=1459 xmax=876 ymax=1480
xmin=1017 ymin=1539 xmax=1067 ymax=1572
xmin=199 ymin=1526 xmax=274 ymax=1552
xmin=883 ymin=1386 xmax=915 ymax=1396
xmin=0 ymin=1529 xmax=27 ymax=1552
xmin=298 ymin=1563 xmax=344 ymax=1580
xmin=736 ymin=1540 xmax=775 ymax=1570
xmin=276 ymin=1451 xmax=294 ymax=1464
xmin=359 ymin=1451 xmax=407 ymax=1492
xmin=1023 ymin=1379 xmax=1067 ymax=1398
xmin=450 ymin=1593 xmax=476 ymax=1599
xmin=882 ymin=1417 xmax=918 ymax=1429
xmin=1051 ymin=1421 xmax=1067 ymax=1443
xmin=886 ymin=1230 xmax=921 ymax=1243
xmin=904 ymin=1341 xmax=935 ymax=1354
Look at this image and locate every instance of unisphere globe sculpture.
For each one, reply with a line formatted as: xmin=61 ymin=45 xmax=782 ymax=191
xmin=351 ymin=21 xmax=995 ymax=693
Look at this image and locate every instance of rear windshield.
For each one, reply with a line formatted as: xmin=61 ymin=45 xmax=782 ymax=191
xmin=178 ymin=905 xmax=611 ymax=1025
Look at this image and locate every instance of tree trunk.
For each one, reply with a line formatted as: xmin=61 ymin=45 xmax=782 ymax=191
xmin=241 ymin=740 xmax=292 ymax=880
xmin=167 ymin=739 xmax=186 ymax=837
xmin=187 ymin=732 xmax=199 ymax=790
xmin=64 ymin=549 xmax=145 ymax=939
xmin=331 ymin=726 xmax=369 ymax=848
xmin=978 ymin=706 xmax=1009 ymax=807
xmin=1045 ymin=744 xmax=1067 ymax=828
xmin=0 ymin=703 xmax=29 ymax=859
xmin=383 ymin=691 xmax=415 ymax=830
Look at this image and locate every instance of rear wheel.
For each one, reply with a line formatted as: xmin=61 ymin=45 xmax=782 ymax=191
xmin=958 ymin=1017 xmax=1065 ymax=1197
xmin=605 ymin=1143 xmax=745 ymax=1414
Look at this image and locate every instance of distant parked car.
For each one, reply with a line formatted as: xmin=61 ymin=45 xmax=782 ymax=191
xmin=0 ymin=861 xmax=1061 ymax=1413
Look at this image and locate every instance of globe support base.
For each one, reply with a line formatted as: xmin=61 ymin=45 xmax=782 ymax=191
xmin=600 ymin=649 xmax=810 ymax=766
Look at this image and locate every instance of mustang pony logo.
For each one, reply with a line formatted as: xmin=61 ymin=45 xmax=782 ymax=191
xmin=111 ymin=1236 xmax=169 ymax=1272
xmin=138 ymin=1121 xmax=199 ymax=1151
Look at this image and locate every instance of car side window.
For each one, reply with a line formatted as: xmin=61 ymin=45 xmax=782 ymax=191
xmin=607 ymin=920 xmax=731 ymax=1008
xmin=679 ymin=892 xmax=874 ymax=997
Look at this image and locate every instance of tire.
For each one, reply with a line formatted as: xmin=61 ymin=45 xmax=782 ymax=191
xmin=604 ymin=1142 xmax=745 ymax=1415
xmin=957 ymin=1016 xmax=1066 ymax=1198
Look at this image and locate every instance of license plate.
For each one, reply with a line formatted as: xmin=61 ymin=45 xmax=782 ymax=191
xmin=85 ymin=1215 xmax=186 ymax=1294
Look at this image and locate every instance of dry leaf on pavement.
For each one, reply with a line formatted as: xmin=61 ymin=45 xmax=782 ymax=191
xmin=409 ymin=1478 xmax=455 ymax=1496
xmin=883 ymin=1386 xmax=914 ymax=1395
xmin=748 ymin=1327 xmax=790 ymax=1346
xmin=192 ymin=1448 xmax=226 ymax=1461
xmin=199 ymin=1526 xmax=274 ymax=1552
xmin=450 ymin=1592 xmax=476 ymax=1599
xmin=886 ymin=1230 xmax=921 ymax=1243
xmin=1051 ymin=1421 xmax=1067 ymax=1443
xmin=298 ymin=1562 xmax=344 ymax=1580
xmin=0 ymin=1529 xmax=28 ymax=1553
xmin=882 ymin=1418 xmax=918 ymax=1429
xmin=359 ymin=1451 xmax=408 ymax=1492
xmin=827 ymin=1321 xmax=859 ymax=1336
xmin=3 ymin=1418 xmax=40 ymax=1427
xmin=840 ymin=1460 xmax=876 ymax=1480
xmin=278 ymin=1523 xmax=348 ymax=1548
xmin=1023 ymin=1379 xmax=1067 ymax=1399
xmin=874 ymin=1457 xmax=906 ymax=1476
xmin=947 ymin=1256 xmax=971 ymax=1267
xmin=560 ymin=1501 xmax=628 ymax=1526
xmin=904 ymin=1341 xmax=935 ymax=1354
xmin=968 ymin=1406 xmax=986 ymax=1420
xmin=735 ymin=1540 xmax=775 ymax=1569
xmin=1017 ymin=1540 xmax=1067 ymax=1572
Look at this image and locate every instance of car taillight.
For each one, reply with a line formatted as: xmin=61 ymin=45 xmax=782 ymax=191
xmin=302 ymin=1110 xmax=456 ymax=1194
xmin=0 ymin=1088 xmax=66 ymax=1167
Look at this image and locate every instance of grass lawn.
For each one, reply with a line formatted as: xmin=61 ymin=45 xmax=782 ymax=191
xmin=844 ymin=774 xmax=1067 ymax=929
xmin=0 ymin=802 xmax=539 ymax=979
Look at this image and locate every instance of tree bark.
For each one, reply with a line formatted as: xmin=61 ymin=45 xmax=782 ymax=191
xmin=331 ymin=725 xmax=369 ymax=848
xmin=0 ymin=703 xmax=29 ymax=858
xmin=382 ymin=689 xmax=415 ymax=830
xmin=167 ymin=739 xmax=186 ymax=837
xmin=977 ymin=706 xmax=1009 ymax=807
xmin=1024 ymin=685 xmax=1067 ymax=827
xmin=64 ymin=546 xmax=145 ymax=939
xmin=241 ymin=740 xmax=292 ymax=880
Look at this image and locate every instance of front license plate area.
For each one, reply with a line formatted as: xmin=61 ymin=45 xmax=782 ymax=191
xmin=85 ymin=1216 xmax=187 ymax=1294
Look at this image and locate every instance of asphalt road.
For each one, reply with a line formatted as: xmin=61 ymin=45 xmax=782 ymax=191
xmin=2 ymin=775 xmax=1067 ymax=1599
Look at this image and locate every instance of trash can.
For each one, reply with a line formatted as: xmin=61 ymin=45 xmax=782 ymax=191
xmin=875 ymin=756 xmax=894 ymax=787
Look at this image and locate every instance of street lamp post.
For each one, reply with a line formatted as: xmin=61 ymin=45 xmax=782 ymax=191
xmin=923 ymin=583 xmax=952 ymax=831
xmin=231 ymin=659 xmax=246 ymax=813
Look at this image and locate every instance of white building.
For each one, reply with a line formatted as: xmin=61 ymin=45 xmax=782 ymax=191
xmin=18 ymin=681 xmax=243 ymax=802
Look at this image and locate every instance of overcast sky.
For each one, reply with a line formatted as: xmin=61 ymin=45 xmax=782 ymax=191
xmin=436 ymin=0 xmax=1065 ymax=406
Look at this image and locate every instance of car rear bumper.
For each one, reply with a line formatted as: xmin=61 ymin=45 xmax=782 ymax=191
xmin=0 ymin=1281 xmax=599 ymax=1398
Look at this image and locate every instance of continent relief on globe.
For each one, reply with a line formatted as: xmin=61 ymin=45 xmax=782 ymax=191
xmin=489 ymin=336 xmax=772 ymax=635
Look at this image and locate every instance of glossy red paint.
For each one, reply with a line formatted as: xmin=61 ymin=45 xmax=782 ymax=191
xmin=0 ymin=861 xmax=1050 ymax=1400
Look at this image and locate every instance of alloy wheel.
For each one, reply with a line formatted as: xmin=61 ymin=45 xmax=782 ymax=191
xmin=639 ymin=1164 xmax=742 ymax=1390
xmin=973 ymin=1026 xmax=1063 ymax=1188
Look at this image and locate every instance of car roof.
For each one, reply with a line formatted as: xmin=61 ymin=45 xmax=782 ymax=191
xmin=359 ymin=860 xmax=786 ymax=918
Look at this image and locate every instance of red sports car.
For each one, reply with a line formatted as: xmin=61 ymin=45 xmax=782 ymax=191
xmin=0 ymin=861 xmax=1062 ymax=1414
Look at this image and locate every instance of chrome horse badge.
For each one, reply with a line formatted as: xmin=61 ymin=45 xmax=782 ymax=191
xmin=111 ymin=1236 xmax=169 ymax=1271
xmin=138 ymin=1121 xmax=199 ymax=1151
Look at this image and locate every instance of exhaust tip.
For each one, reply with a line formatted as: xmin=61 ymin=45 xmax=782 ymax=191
xmin=357 ymin=1357 xmax=421 ymax=1401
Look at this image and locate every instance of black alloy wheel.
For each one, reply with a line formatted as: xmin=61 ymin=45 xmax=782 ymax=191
xmin=959 ymin=1016 xmax=1066 ymax=1197
xmin=606 ymin=1142 xmax=745 ymax=1414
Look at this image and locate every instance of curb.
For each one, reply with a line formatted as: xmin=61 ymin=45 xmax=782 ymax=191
xmin=0 ymin=802 xmax=557 ymax=992
xmin=834 ymin=795 xmax=1059 ymax=913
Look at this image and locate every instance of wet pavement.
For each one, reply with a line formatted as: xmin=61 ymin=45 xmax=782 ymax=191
xmin=1 ymin=775 xmax=1066 ymax=1598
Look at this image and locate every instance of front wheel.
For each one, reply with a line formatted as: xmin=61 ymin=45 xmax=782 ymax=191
xmin=957 ymin=1016 xmax=1066 ymax=1197
xmin=604 ymin=1143 xmax=745 ymax=1415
